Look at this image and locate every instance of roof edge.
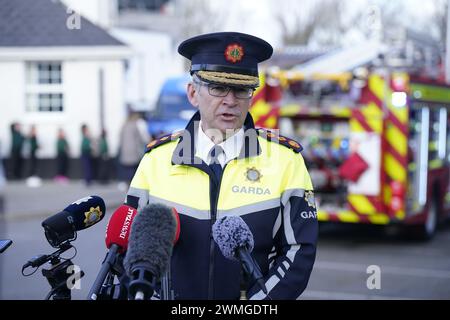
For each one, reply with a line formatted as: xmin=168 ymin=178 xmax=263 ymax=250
xmin=0 ymin=46 xmax=132 ymax=61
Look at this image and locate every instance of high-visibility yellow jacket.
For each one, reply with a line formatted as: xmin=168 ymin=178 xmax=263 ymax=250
xmin=126 ymin=112 xmax=318 ymax=300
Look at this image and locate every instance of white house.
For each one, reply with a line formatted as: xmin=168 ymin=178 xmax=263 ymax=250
xmin=0 ymin=0 xmax=131 ymax=177
xmin=62 ymin=0 xmax=185 ymax=111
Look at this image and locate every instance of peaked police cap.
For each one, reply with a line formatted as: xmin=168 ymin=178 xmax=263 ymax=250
xmin=178 ymin=32 xmax=273 ymax=88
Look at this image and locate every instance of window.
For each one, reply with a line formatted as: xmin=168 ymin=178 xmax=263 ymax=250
xmin=429 ymin=108 xmax=440 ymax=162
xmin=118 ymin=0 xmax=169 ymax=11
xmin=408 ymin=105 xmax=430 ymax=208
xmin=26 ymin=93 xmax=63 ymax=112
xmin=25 ymin=62 xmax=64 ymax=112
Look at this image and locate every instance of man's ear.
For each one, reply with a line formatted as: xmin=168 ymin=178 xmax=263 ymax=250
xmin=187 ymin=83 xmax=199 ymax=108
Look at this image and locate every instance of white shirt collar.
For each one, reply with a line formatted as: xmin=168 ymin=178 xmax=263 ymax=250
xmin=195 ymin=120 xmax=244 ymax=167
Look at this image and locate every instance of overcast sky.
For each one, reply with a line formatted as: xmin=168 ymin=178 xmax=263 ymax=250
xmin=207 ymin=0 xmax=443 ymax=48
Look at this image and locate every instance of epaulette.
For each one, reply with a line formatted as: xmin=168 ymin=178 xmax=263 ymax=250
xmin=145 ymin=131 xmax=183 ymax=154
xmin=256 ymin=128 xmax=303 ymax=153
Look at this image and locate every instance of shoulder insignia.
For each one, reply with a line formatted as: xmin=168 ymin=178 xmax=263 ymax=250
xmin=145 ymin=131 xmax=183 ymax=154
xmin=256 ymin=128 xmax=303 ymax=153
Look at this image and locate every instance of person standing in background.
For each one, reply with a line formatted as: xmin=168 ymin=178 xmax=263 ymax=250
xmin=55 ymin=128 xmax=70 ymax=183
xmin=27 ymin=125 xmax=39 ymax=178
xmin=117 ymin=113 xmax=150 ymax=190
xmin=25 ymin=125 xmax=42 ymax=187
xmin=136 ymin=112 xmax=152 ymax=145
xmin=98 ymin=129 xmax=110 ymax=184
xmin=80 ymin=124 xmax=94 ymax=186
xmin=10 ymin=122 xmax=24 ymax=180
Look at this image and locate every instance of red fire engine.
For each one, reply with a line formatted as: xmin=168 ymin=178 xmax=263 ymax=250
xmin=250 ymin=38 xmax=450 ymax=239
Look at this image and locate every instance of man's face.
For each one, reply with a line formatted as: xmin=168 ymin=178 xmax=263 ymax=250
xmin=187 ymin=80 xmax=252 ymax=137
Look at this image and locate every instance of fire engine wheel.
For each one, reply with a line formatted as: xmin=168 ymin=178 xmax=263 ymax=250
xmin=425 ymin=200 xmax=438 ymax=237
xmin=413 ymin=199 xmax=438 ymax=241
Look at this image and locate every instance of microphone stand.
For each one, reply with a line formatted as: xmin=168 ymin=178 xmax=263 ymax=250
xmin=161 ymin=272 xmax=174 ymax=300
xmin=160 ymin=262 xmax=174 ymax=300
xmin=43 ymin=257 xmax=84 ymax=300
xmin=22 ymin=242 xmax=83 ymax=300
xmin=87 ymin=245 xmax=119 ymax=300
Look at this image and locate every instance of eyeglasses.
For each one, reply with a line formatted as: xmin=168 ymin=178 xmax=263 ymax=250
xmin=194 ymin=80 xmax=255 ymax=99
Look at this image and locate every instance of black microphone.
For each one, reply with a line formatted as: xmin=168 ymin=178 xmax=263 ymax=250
xmin=123 ymin=203 xmax=178 ymax=300
xmin=41 ymin=195 xmax=106 ymax=247
xmin=212 ymin=216 xmax=268 ymax=295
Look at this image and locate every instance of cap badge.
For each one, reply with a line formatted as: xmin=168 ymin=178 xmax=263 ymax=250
xmin=84 ymin=206 xmax=103 ymax=227
xmin=245 ymin=167 xmax=261 ymax=183
xmin=225 ymin=43 xmax=244 ymax=63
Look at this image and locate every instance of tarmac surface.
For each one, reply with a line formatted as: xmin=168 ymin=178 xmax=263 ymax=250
xmin=0 ymin=179 xmax=127 ymax=300
xmin=1 ymin=179 xmax=450 ymax=300
xmin=1 ymin=179 xmax=126 ymax=221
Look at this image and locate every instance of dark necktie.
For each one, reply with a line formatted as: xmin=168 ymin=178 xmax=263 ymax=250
xmin=209 ymin=145 xmax=224 ymax=182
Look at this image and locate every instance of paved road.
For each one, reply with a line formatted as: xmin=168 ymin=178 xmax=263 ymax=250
xmin=0 ymin=212 xmax=114 ymax=300
xmin=2 ymin=180 xmax=125 ymax=220
xmin=0 ymin=180 xmax=125 ymax=300
xmin=2 ymin=220 xmax=450 ymax=300
xmin=1 ymin=180 xmax=450 ymax=300
xmin=304 ymin=223 xmax=450 ymax=299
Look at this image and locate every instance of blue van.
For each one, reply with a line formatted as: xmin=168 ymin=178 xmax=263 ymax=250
xmin=147 ymin=75 xmax=196 ymax=138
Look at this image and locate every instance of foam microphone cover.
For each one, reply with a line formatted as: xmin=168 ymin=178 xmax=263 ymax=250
xmin=105 ymin=205 xmax=138 ymax=253
xmin=212 ymin=216 xmax=254 ymax=261
xmin=124 ymin=203 xmax=177 ymax=279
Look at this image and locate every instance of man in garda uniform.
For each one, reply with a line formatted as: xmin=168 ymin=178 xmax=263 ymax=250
xmin=126 ymin=32 xmax=318 ymax=300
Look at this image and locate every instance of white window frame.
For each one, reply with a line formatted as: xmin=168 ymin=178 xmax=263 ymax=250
xmin=25 ymin=61 xmax=64 ymax=112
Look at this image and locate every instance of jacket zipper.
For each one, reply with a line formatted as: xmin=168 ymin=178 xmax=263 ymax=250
xmin=207 ymin=163 xmax=227 ymax=299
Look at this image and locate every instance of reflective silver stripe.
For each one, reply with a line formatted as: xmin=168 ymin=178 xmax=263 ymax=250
xmin=127 ymin=187 xmax=149 ymax=209
xmin=148 ymin=194 xmax=210 ymax=220
xmin=250 ymin=245 xmax=300 ymax=300
xmin=249 ymin=275 xmax=280 ymax=300
xmin=268 ymin=247 xmax=277 ymax=261
xmin=249 ymin=189 xmax=304 ymax=299
xmin=283 ymin=194 xmax=297 ymax=245
xmin=277 ymin=267 xmax=285 ymax=278
xmin=218 ymin=198 xmax=280 ymax=217
xmin=272 ymin=208 xmax=282 ymax=238
xmin=286 ymin=244 xmax=300 ymax=263
xmin=281 ymin=188 xmax=305 ymax=206
xmin=268 ymin=246 xmax=277 ymax=269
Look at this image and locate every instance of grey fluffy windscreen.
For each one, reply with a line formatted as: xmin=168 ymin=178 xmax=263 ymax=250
xmin=123 ymin=203 xmax=176 ymax=278
xmin=212 ymin=216 xmax=254 ymax=261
